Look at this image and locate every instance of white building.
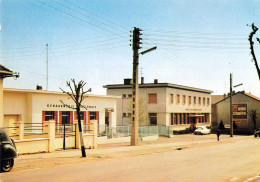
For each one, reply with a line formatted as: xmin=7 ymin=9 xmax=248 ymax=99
xmin=104 ymin=78 xmax=212 ymax=129
xmin=2 ymin=88 xmax=119 ymax=128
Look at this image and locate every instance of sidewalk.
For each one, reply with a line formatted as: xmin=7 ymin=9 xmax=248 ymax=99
xmin=11 ymin=134 xmax=252 ymax=172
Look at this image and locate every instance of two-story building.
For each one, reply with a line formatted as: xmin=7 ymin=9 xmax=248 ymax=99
xmin=104 ymin=78 xmax=213 ymax=130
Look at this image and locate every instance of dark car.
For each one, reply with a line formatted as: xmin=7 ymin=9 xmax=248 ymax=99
xmin=0 ymin=129 xmax=18 ymax=172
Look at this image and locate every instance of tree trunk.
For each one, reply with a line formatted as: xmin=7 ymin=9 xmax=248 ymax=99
xmin=77 ymin=108 xmax=86 ymax=157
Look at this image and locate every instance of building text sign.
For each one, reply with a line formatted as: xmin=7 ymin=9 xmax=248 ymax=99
xmin=232 ymin=104 xmax=247 ymax=119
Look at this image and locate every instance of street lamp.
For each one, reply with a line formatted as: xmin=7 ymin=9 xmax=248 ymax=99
xmin=230 ymin=73 xmax=243 ymax=137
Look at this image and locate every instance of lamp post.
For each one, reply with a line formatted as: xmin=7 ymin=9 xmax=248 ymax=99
xmin=230 ymin=73 xmax=243 ymax=137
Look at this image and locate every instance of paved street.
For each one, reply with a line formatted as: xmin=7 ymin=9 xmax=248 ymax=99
xmin=1 ymin=135 xmax=260 ymax=182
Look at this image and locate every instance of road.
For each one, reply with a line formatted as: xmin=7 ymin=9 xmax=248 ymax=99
xmin=1 ymin=136 xmax=260 ymax=182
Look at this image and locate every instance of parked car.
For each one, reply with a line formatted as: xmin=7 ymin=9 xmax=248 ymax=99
xmin=0 ymin=129 xmax=18 ymax=172
xmin=194 ymin=126 xmax=211 ymax=135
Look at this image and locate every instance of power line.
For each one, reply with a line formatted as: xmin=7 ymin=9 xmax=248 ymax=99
xmin=36 ymin=0 xmax=128 ymax=39
xmin=51 ymin=0 xmax=129 ymax=35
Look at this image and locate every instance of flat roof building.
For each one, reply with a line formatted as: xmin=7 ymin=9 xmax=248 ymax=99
xmin=3 ymin=88 xmax=119 ymax=128
xmin=104 ymin=78 xmax=213 ymax=130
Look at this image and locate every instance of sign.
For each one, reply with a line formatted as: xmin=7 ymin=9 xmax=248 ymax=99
xmin=232 ymin=104 xmax=247 ymax=119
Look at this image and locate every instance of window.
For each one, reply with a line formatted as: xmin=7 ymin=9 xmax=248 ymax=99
xmin=176 ymin=94 xmax=180 ymax=104
xmin=45 ymin=111 xmax=55 ymax=121
xmin=148 ymin=94 xmax=157 ymax=103
xmin=89 ymin=112 xmax=97 ymax=120
xmin=122 ymin=94 xmax=126 ymax=98
xmin=207 ymin=98 xmax=210 ymax=105
xmin=61 ymin=111 xmax=71 ymax=124
xmin=198 ymin=97 xmax=201 ymax=105
xmin=170 ymin=94 xmax=174 ymax=104
xmin=203 ymin=98 xmax=206 ymax=106
xmin=193 ymin=96 xmax=197 ymax=105
xmin=149 ymin=113 xmax=157 ymax=125
xmin=188 ymin=96 xmax=192 ymax=105
xmin=174 ymin=113 xmax=178 ymax=125
xmin=128 ymin=94 xmax=132 ymax=98
xmin=123 ymin=113 xmax=127 ymax=117
xmin=182 ymin=95 xmax=186 ymax=105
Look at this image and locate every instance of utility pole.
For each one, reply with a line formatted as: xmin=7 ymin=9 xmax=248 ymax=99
xmin=230 ymin=73 xmax=233 ymax=137
xmin=131 ymin=27 xmax=142 ymax=145
xmin=46 ymin=43 xmax=48 ymax=91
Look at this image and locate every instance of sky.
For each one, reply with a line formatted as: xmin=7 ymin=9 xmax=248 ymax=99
xmin=0 ymin=0 xmax=260 ymax=97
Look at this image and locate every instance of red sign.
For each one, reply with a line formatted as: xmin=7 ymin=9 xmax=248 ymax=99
xmin=232 ymin=104 xmax=247 ymax=119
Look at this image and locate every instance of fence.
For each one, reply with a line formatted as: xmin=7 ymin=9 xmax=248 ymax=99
xmin=1 ymin=120 xmax=98 ymax=154
xmin=96 ymin=125 xmax=164 ymax=138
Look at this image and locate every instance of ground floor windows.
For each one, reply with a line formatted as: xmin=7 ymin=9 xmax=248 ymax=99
xmin=42 ymin=111 xmax=58 ymax=123
xmin=170 ymin=113 xmax=210 ymax=125
xmin=88 ymin=111 xmax=99 ymax=124
xmin=149 ymin=113 xmax=157 ymax=125
xmin=60 ymin=111 xmax=73 ymax=124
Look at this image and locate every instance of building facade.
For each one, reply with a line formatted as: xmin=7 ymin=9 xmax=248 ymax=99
xmin=104 ymin=78 xmax=212 ymax=129
xmin=212 ymin=92 xmax=260 ymax=134
xmin=3 ymin=88 xmax=119 ymax=128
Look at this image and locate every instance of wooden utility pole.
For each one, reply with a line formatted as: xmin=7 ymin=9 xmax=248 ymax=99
xmin=131 ymin=27 xmax=141 ymax=145
xmin=230 ymin=73 xmax=233 ymax=137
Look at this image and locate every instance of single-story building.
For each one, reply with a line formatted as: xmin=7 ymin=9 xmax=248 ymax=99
xmin=3 ymin=88 xmax=120 ymax=128
xmin=212 ymin=91 xmax=260 ymax=134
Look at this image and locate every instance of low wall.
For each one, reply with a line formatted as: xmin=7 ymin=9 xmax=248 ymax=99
xmin=15 ymin=138 xmax=49 ymax=154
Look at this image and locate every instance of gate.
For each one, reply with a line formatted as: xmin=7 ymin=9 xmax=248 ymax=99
xmin=56 ymin=123 xmax=76 ymax=150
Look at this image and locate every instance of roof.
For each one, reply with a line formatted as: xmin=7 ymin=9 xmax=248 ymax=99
xmin=104 ymin=82 xmax=213 ymax=94
xmin=3 ymin=88 xmax=121 ymax=99
xmin=215 ymin=91 xmax=260 ymax=104
xmin=211 ymin=95 xmax=226 ymax=104
xmin=0 ymin=64 xmax=19 ymax=78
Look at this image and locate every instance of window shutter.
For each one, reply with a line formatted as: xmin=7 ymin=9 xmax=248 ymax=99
xmin=54 ymin=111 xmax=58 ymax=124
xmin=42 ymin=111 xmax=45 ymax=123
xmin=96 ymin=111 xmax=99 ymax=124
xmin=149 ymin=94 xmax=157 ymax=103
xmin=70 ymin=111 xmax=73 ymax=124
xmin=59 ymin=112 xmax=62 ymax=124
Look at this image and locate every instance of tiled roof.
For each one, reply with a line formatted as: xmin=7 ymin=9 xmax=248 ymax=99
xmin=244 ymin=92 xmax=260 ymax=102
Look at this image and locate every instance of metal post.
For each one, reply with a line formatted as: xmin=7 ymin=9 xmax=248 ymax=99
xmin=230 ymin=73 xmax=233 ymax=137
xmin=63 ymin=123 xmax=66 ymax=150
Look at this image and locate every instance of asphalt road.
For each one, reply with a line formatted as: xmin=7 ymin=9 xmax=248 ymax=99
xmin=1 ymin=136 xmax=260 ymax=182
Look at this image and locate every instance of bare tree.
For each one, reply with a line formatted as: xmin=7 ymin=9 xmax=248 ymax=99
xmin=248 ymin=23 xmax=260 ymax=81
xmin=127 ymin=99 xmax=147 ymax=126
xmin=60 ymin=79 xmax=91 ymax=157
xmin=248 ymin=109 xmax=257 ymax=137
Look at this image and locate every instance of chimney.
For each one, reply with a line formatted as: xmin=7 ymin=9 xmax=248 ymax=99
xmin=124 ymin=78 xmax=132 ymax=85
xmin=141 ymin=77 xmax=144 ymax=84
xmin=36 ymin=85 xmax=42 ymax=90
xmin=154 ymin=79 xmax=158 ymax=84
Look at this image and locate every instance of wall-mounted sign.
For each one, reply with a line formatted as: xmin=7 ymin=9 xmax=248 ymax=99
xmin=232 ymin=104 xmax=247 ymax=119
xmin=47 ymin=104 xmax=96 ymax=109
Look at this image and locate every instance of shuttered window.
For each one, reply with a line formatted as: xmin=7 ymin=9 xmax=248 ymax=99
xmin=148 ymin=94 xmax=157 ymax=103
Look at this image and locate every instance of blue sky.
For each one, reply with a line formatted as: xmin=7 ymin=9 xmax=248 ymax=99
xmin=1 ymin=0 xmax=260 ymax=97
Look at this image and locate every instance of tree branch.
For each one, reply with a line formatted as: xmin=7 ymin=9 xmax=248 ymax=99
xmin=59 ymin=100 xmax=76 ymax=110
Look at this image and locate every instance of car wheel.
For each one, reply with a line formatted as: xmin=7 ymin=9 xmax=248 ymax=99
xmin=1 ymin=159 xmax=14 ymax=172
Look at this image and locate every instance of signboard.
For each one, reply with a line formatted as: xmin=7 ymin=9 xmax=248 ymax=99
xmin=232 ymin=104 xmax=247 ymax=120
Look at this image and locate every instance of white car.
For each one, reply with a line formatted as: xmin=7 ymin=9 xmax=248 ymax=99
xmin=194 ymin=126 xmax=211 ymax=135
